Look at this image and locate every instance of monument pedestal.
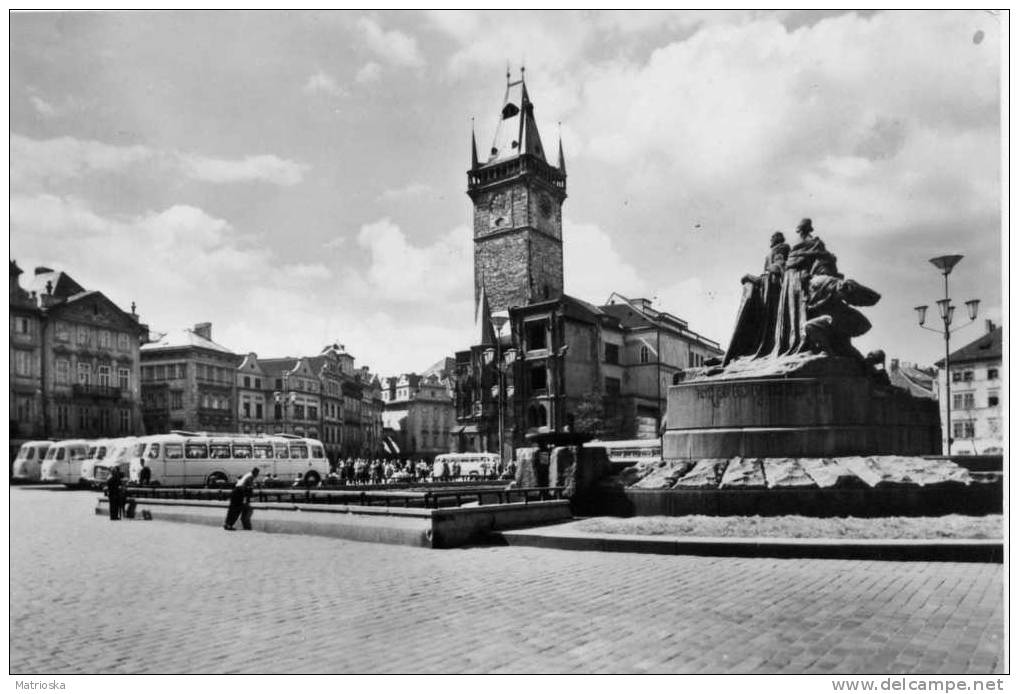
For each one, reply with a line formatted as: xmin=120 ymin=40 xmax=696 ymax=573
xmin=663 ymin=358 xmax=940 ymax=459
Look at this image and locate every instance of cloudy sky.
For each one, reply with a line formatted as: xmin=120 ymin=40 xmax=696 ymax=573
xmin=10 ymin=10 xmax=1002 ymax=376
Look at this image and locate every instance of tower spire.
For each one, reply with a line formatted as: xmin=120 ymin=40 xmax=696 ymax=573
xmin=470 ymin=117 xmax=479 ymax=169
xmin=474 ymin=281 xmax=496 ymax=346
xmin=557 ymin=122 xmax=566 ymax=175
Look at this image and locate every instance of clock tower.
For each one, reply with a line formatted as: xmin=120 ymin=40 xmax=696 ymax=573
xmin=468 ymin=70 xmax=567 ymax=314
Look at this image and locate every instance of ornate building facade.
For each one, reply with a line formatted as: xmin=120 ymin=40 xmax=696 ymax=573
xmin=9 ymin=262 xmax=147 ymax=449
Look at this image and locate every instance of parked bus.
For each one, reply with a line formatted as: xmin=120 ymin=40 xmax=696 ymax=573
xmin=12 ymin=440 xmax=53 ymax=482
xmin=128 ymin=433 xmax=329 ymax=487
xmin=39 ymin=439 xmax=90 ymax=487
xmin=433 ymin=452 xmax=502 ymax=480
xmin=589 ymin=438 xmax=662 ymax=469
xmin=82 ymin=437 xmax=138 ymax=488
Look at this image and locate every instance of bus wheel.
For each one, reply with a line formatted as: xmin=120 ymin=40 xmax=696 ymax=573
xmin=303 ymin=471 xmax=321 ymax=487
xmin=206 ymin=472 xmax=229 ymax=488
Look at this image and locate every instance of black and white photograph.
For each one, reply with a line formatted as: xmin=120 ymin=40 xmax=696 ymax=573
xmin=8 ymin=9 xmax=1005 ymax=682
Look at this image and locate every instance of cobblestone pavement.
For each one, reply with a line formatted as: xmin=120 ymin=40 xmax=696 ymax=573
xmin=10 ymin=488 xmax=1004 ymax=674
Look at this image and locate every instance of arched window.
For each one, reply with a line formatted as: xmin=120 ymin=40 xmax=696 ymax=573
xmin=640 ymin=345 xmax=650 ymax=364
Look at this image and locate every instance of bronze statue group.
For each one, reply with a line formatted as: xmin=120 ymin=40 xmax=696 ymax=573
xmin=724 ymin=218 xmax=881 ymax=368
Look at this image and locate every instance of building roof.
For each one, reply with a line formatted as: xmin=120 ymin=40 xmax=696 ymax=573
xmin=26 ymin=267 xmax=86 ymax=300
xmin=482 ymin=75 xmax=548 ymax=167
xmin=142 ymin=327 xmax=236 ymax=355
xmin=935 ymin=327 xmax=1002 ymax=367
xmin=888 ymin=361 xmax=936 ymax=399
xmin=258 ymin=358 xmax=304 ymax=377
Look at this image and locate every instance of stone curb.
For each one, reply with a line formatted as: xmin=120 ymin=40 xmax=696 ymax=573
xmin=492 ymin=527 xmax=1003 ymax=563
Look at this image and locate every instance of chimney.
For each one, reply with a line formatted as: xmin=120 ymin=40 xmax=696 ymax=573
xmin=193 ymin=322 xmax=212 ymax=340
xmin=986 ymin=319 xmax=997 ymax=334
xmin=890 ymin=358 xmax=899 ymax=372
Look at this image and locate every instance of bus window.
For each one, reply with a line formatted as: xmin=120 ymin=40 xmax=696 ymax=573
xmin=232 ymin=443 xmax=252 ymax=459
xmin=209 ymin=443 xmax=231 ymax=459
xmin=311 ymin=445 xmax=325 ymax=459
xmin=275 ymin=445 xmax=289 ymax=459
xmin=165 ymin=443 xmax=184 ymax=460
xmin=253 ymin=444 xmax=273 ymax=459
xmin=56 ymin=448 xmax=66 ymax=461
xmin=133 ymin=443 xmax=147 ymax=457
xmin=185 ymin=443 xmax=208 ymax=460
xmin=97 ymin=447 xmax=108 ymax=460
xmin=70 ymin=448 xmax=87 ymax=461
xmin=24 ymin=448 xmax=34 ymax=460
xmin=289 ymin=444 xmax=309 ymax=459
xmin=148 ymin=444 xmax=161 ymax=459
xmin=88 ymin=447 xmax=98 ymax=459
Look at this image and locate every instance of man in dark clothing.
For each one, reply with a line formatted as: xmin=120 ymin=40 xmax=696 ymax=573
xmin=224 ymin=467 xmax=260 ymax=531
xmin=106 ymin=466 xmax=123 ymax=521
xmin=138 ymin=460 xmax=152 ymax=486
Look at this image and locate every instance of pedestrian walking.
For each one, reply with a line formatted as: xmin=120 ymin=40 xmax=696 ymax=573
xmin=106 ymin=465 xmax=123 ymax=521
xmin=224 ymin=467 xmax=260 ymax=531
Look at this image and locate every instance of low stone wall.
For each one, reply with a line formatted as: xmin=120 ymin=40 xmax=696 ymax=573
xmin=97 ymin=496 xmax=572 ymax=549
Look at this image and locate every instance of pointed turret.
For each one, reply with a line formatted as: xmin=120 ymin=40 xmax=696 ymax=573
xmin=474 ymin=283 xmax=496 ymax=347
xmin=470 ymin=122 xmax=479 ymax=169
xmin=557 ymin=134 xmax=566 ymax=175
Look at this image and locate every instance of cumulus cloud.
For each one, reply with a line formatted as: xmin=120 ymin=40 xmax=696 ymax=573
xmin=303 ymin=69 xmax=347 ymax=97
xmin=357 ymin=17 xmax=424 ymax=68
xmin=11 ymin=134 xmax=307 ymax=190
xmin=178 ymin=152 xmax=306 ymax=186
xmin=355 ymin=218 xmax=472 ymax=303
xmin=355 ymin=61 xmax=382 ymax=84
xmin=10 ymin=193 xmax=334 ymax=354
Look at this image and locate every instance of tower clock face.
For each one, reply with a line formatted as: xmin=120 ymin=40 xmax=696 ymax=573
xmin=489 ymin=193 xmax=510 ymax=228
xmin=539 ymin=193 xmax=554 ymax=219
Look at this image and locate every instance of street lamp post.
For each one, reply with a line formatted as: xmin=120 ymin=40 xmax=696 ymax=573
xmin=484 ymin=339 xmax=517 ymax=468
xmin=914 ymin=255 xmax=980 ymax=456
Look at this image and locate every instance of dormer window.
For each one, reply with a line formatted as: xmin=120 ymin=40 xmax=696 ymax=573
xmin=502 ymin=103 xmax=519 ymax=119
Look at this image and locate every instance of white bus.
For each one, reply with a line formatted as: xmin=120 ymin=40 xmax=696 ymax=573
xmin=39 ymin=439 xmax=90 ymax=487
xmin=12 ymin=441 xmax=53 ymax=482
xmin=82 ymin=437 xmax=138 ymax=488
xmin=589 ymin=438 xmax=662 ymax=468
xmin=129 ymin=433 xmax=329 ymax=487
xmin=433 ymin=452 xmax=502 ymax=480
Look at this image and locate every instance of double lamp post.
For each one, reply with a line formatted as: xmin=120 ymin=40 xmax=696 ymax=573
xmin=914 ymin=254 xmax=980 ymax=456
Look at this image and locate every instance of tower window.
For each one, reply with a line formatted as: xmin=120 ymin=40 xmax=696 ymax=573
xmin=530 ymin=366 xmax=548 ymax=391
xmin=524 ymin=320 xmax=548 ymax=351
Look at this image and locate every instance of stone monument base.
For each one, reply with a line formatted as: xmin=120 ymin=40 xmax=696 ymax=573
xmin=663 ymin=356 xmax=940 ymax=459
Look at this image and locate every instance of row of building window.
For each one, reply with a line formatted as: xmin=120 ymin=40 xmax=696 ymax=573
xmin=604 ymin=343 xmax=657 ymax=365
xmin=144 ymin=391 xmax=185 ymax=410
xmin=54 ymin=360 xmax=131 ymax=389
xmin=951 ymin=368 xmax=999 ymax=382
xmin=54 ymin=323 xmax=134 ymax=352
xmin=952 ymin=393 xmax=1000 ymax=409
xmin=53 ymin=405 xmax=132 ymax=433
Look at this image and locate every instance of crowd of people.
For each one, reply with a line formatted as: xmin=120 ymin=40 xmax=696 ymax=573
xmin=253 ymin=458 xmax=517 ymax=488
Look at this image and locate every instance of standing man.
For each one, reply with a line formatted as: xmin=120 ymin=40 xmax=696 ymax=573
xmin=224 ymin=467 xmax=260 ymax=531
xmin=106 ymin=465 xmax=123 ymax=521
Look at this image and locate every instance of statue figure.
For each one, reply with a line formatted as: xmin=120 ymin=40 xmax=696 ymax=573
xmin=724 ymin=218 xmax=880 ymax=367
xmin=723 ymin=231 xmax=790 ymax=364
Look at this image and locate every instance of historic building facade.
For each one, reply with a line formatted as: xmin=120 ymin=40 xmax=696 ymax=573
xmin=452 ymin=73 xmax=722 ymax=459
xmin=140 ymin=323 xmax=240 ymax=433
xmin=382 ymin=373 xmax=455 ymax=460
xmin=935 ymin=322 xmax=1002 ymax=455
xmin=9 ymin=264 xmax=147 ymax=447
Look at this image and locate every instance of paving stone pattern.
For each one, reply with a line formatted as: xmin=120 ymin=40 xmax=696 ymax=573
xmin=10 ymin=489 xmax=1004 ymax=674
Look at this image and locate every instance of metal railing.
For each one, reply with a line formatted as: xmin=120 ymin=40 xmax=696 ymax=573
xmin=123 ymin=485 xmax=566 ymax=509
